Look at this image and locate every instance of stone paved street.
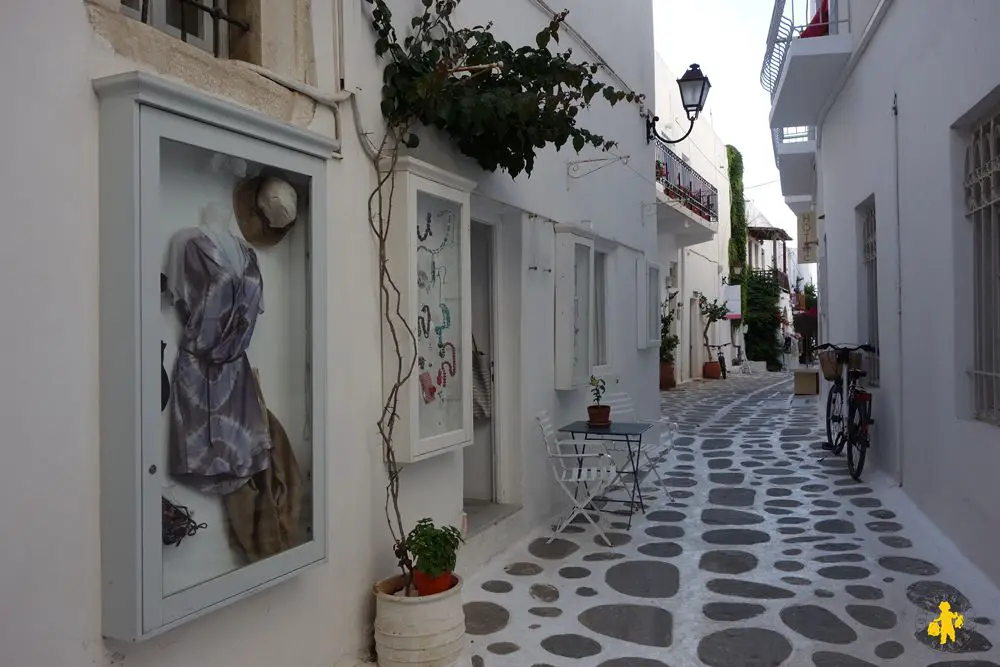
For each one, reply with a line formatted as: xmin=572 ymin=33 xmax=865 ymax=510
xmin=462 ymin=374 xmax=1000 ymax=667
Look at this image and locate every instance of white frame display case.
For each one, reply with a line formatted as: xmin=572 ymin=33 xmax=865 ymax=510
xmin=636 ymin=257 xmax=663 ymax=350
xmin=384 ymin=157 xmax=476 ymax=463
xmin=646 ymin=261 xmax=662 ymax=348
xmin=94 ymin=71 xmax=335 ymax=642
xmin=554 ymin=225 xmax=595 ymax=390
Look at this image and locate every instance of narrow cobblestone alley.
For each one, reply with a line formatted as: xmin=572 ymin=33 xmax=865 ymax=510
xmin=462 ymin=374 xmax=1000 ymax=667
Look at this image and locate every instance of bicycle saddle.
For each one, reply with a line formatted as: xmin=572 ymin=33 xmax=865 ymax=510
xmin=848 ymin=369 xmax=867 ymax=379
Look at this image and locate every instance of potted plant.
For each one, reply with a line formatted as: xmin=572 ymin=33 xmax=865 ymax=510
xmin=404 ymin=518 xmax=464 ymax=596
xmin=373 ymin=517 xmax=466 ymax=667
xmin=659 ymin=293 xmax=680 ymax=390
xmin=697 ymin=292 xmax=729 ymax=379
xmin=587 ymin=375 xmax=610 ymax=426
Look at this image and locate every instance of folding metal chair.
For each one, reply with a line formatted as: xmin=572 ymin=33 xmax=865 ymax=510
xmin=613 ymin=392 xmax=680 ymax=502
xmin=537 ymin=411 xmax=618 ymax=547
xmin=601 ymin=392 xmax=670 ymax=493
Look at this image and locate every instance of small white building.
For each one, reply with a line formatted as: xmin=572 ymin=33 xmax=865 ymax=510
xmin=1 ymin=1 xmax=663 ymax=665
xmin=653 ymin=53 xmax=732 ymax=381
xmin=761 ymin=0 xmax=1000 ymax=588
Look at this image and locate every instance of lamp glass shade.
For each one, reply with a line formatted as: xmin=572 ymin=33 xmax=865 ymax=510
xmin=677 ymin=64 xmax=711 ymax=119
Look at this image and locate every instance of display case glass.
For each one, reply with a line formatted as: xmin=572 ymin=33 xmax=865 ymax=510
xmin=94 ymin=72 xmax=334 ymax=642
xmin=384 ymin=158 xmax=475 ymax=462
xmin=415 ymin=192 xmax=465 ymax=439
xmin=155 ymin=138 xmax=315 ymax=597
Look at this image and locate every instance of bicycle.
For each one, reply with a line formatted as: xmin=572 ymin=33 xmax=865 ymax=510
xmin=707 ymin=343 xmax=731 ymax=379
xmin=816 ymin=342 xmax=876 ymax=480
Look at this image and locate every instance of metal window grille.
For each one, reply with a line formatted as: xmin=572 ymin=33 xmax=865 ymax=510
xmin=119 ymin=0 xmax=248 ymax=58
xmin=861 ymin=204 xmax=880 ymax=386
xmin=964 ymin=114 xmax=1000 ymax=425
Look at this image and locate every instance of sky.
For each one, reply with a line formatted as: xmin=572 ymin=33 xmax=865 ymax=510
xmin=652 ymin=0 xmax=800 ymax=245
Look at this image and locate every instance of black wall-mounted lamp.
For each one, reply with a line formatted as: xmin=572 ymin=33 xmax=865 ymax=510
xmin=646 ymin=63 xmax=712 ymax=145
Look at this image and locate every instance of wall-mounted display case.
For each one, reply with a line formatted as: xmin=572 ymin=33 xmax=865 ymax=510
xmin=384 ymin=157 xmax=476 ymax=463
xmin=554 ymin=225 xmax=594 ymax=390
xmin=94 ymin=72 xmax=335 ymax=642
xmin=636 ymin=257 xmax=663 ymax=350
xmin=647 ymin=261 xmax=663 ymax=348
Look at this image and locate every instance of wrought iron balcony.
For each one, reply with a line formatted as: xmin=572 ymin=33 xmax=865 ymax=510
xmin=752 ymin=267 xmax=791 ymax=293
xmin=654 ymin=139 xmax=719 ymax=224
xmin=761 ymin=0 xmax=850 ymax=97
xmin=760 ymin=0 xmax=853 ymax=129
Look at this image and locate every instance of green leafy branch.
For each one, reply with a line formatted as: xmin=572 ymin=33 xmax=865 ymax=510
xmin=365 ymin=0 xmax=644 ymax=177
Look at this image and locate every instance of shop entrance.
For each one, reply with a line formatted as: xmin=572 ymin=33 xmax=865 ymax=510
xmin=463 ymin=219 xmax=521 ymax=536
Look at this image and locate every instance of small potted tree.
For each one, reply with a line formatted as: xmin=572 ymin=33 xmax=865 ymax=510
xmin=405 ymin=518 xmax=464 ymax=596
xmin=587 ymin=375 xmax=610 ymax=426
xmin=660 ymin=296 xmax=680 ymax=390
xmin=697 ymin=292 xmax=729 ymax=379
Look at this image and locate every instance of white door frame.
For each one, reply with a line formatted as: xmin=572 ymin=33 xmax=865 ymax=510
xmin=470 ymin=214 xmax=511 ymax=504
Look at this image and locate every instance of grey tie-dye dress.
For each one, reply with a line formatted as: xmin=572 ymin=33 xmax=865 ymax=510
xmin=165 ymin=227 xmax=272 ymax=495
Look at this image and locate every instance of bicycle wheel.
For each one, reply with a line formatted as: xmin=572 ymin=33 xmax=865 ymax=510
xmin=720 ymin=358 xmax=727 ymax=379
xmin=847 ymin=399 xmax=869 ymax=481
xmin=825 ymin=382 xmax=843 ymax=451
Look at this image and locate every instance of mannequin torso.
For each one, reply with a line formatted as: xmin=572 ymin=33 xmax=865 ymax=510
xmin=201 ymin=202 xmax=248 ymax=277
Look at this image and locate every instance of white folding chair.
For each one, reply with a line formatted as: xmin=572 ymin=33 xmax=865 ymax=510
xmin=537 ymin=411 xmax=618 ymax=547
xmin=602 ymin=392 xmax=668 ymax=492
xmin=616 ymin=392 xmax=680 ymax=502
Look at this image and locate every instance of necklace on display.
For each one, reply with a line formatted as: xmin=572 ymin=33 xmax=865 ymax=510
xmin=439 ymin=341 xmax=456 ymax=369
xmin=437 ymin=363 xmax=453 ymax=387
xmin=416 ymin=212 xmax=432 ymax=242
xmin=418 ymin=304 xmax=432 ymax=339
xmin=434 ymin=303 xmax=452 ymax=348
xmin=417 ymin=214 xmax=453 ymax=257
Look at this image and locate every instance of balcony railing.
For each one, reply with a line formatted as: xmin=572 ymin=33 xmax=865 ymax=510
xmin=760 ymin=0 xmax=851 ymax=97
xmin=771 ymin=125 xmax=816 ymax=167
xmin=654 ymin=139 xmax=719 ymax=223
xmin=752 ymin=267 xmax=791 ymax=293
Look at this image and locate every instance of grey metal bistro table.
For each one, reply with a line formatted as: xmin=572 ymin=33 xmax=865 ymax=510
xmin=557 ymin=420 xmax=653 ymax=530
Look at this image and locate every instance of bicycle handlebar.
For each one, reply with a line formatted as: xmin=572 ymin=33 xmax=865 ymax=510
xmin=707 ymin=343 xmax=732 ymax=349
xmin=815 ymin=342 xmax=876 ymax=353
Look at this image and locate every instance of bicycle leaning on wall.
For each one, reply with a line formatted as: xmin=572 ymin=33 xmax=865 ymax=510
xmin=816 ymin=342 xmax=876 ymax=480
xmin=707 ymin=343 xmax=731 ymax=379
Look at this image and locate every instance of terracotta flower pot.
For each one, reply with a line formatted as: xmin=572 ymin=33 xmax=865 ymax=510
xmin=659 ymin=361 xmax=676 ymax=390
xmin=587 ymin=404 xmax=611 ymax=427
xmin=703 ymin=360 xmax=722 ymax=379
xmin=412 ymin=569 xmax=456 ymax=597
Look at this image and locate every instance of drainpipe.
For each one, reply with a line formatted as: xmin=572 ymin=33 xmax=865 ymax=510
xmin=892 ymin=92 xmax=905 ymax=487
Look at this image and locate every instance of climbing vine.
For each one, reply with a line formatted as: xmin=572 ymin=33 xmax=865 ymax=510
xmin=362 ymin=0 xmax=646 ymax=590
xmin=366 ymin=0 xmax=643 ymax=177
xmin=726 ymin=144 xmax=748 ymax=320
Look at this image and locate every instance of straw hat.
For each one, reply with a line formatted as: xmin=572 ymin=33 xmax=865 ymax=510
xmin=233 ymin=169 xmax=301 ymax=248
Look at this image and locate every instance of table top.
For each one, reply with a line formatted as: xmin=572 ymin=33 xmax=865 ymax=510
xmin=558 ymin=420 xmax=653 ymax=436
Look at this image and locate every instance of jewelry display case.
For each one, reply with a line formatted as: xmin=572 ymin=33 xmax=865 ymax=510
xmin=383 ymin=157 xmax=475 ymax=463
xmin=94 ymin=72 xmax=334 ymax=642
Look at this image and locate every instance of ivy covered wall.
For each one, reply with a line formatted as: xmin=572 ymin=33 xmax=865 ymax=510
xmin=726 ymin=145 xmax=748 ymax=319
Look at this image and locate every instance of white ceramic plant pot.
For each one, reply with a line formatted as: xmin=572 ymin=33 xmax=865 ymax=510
xmin=373 ymin=574 xmax=466 ymax=667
